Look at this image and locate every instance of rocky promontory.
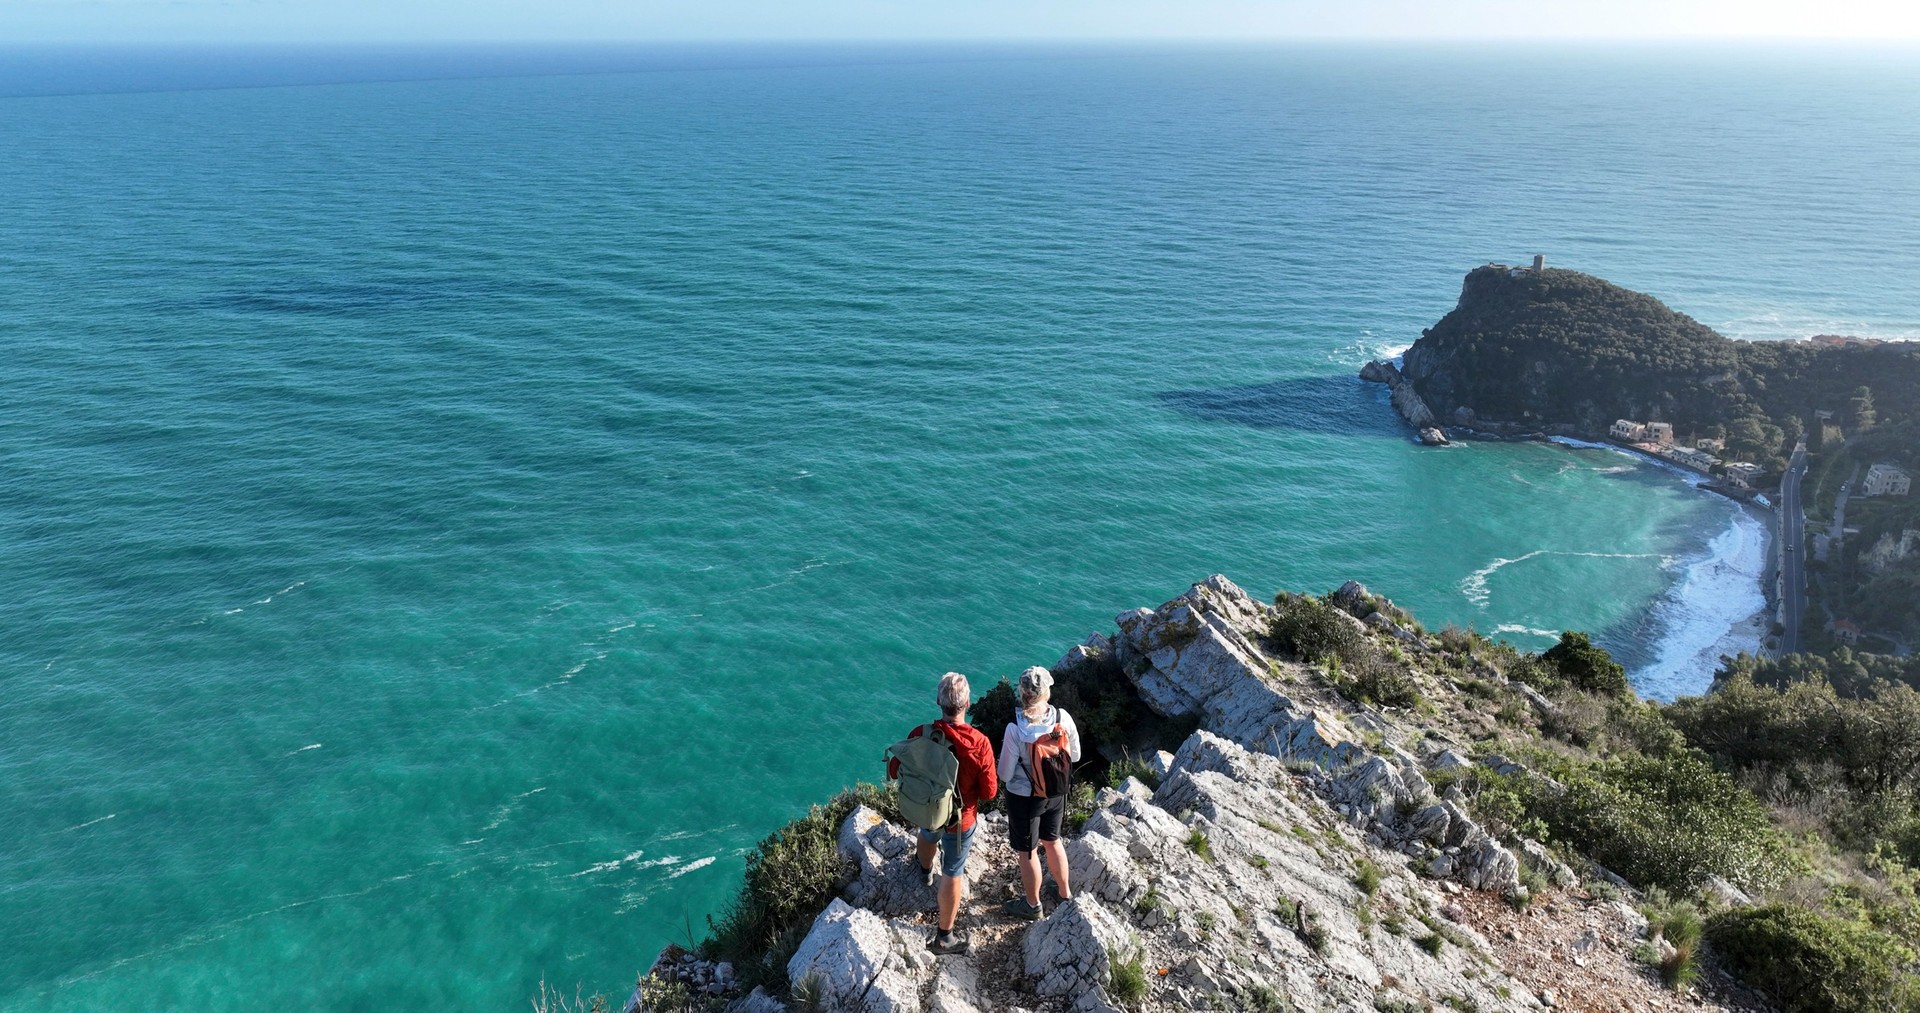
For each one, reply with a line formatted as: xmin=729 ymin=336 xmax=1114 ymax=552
xmin=1374 ymin=261 xmax=1920 ymax=445
xmin=624 ymin=577 xmax=1784 ymax=1013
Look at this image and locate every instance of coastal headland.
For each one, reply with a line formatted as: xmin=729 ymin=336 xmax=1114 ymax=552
xmin=617 ymin=575 xmax=1920 ymax=1013
xmin=1360 ymin=260 xmax=1920 ymax=658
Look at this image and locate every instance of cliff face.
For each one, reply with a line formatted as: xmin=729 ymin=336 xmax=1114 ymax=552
xmin=639 ymin=577 xmax=1770 ymax=1013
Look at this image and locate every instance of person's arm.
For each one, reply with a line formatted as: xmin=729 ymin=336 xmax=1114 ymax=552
xmin=1065 ymin=711 xmax=1083 ymax=763
xmin=997 ymin=725 xmax=1016 ymax=787
xmin=972 ymin=733 xmax=999 ymax=804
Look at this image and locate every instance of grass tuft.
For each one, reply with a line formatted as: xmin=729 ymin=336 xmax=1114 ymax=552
xmin=1107 ymin=947 xmax=1149 ymax=1006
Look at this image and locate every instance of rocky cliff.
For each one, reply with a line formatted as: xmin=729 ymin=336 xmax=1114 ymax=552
xmin=629 ymin=577 xmax=1772 ymax=1013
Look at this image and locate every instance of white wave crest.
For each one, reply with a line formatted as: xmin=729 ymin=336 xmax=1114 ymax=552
xmin=65 ymin=814 xmax=116 ymax=832
xmin=1629 ymin=507 xmax=1771 ymax=700
xmin=667 ymin=856 xmax=717 ymax=879
xmin=1461 ymin=550 xmax=1668 ymax=608
xmin=1489 ymin=624 xmax=1561 ymax=640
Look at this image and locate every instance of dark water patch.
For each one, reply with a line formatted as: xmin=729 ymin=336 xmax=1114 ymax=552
xmin=1155 ymin=375 xmax=1407 ymax=439
xmin=190 ymin=275 xmax=534 ymax=317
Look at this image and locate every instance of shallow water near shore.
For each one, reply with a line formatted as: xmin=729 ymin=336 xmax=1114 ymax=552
xmin=2 ymin=43 xmax=1918 ymax=1011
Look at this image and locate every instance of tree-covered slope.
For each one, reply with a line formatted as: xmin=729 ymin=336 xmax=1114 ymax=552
xmin=1402 ymin=265 xmax=1920 ymax=452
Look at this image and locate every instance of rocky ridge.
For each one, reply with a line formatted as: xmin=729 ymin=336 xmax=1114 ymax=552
xmin=633 ymin=576 xmax=1767 ymax=1013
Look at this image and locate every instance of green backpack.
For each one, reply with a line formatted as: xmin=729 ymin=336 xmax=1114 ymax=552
xmin=887 ymin=726 xmax=962 ymax=832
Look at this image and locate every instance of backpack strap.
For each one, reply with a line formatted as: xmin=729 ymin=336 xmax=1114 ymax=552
xmin=930 ymin=723 xmax=963 ymax=827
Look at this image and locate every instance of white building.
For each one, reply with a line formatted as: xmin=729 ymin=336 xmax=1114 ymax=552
xmin=1611 ymin=419 xmax=1646 ymax=441
xmin=1863 ymin=463 xmax=1912 ymax=497
xmin=1724 ymin=462 xmax=1767 ymax=485
xmin=1668 ymin=447 xmax=1720 ymax=471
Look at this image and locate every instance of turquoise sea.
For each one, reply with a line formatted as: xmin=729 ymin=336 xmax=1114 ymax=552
xmin=3 ymin=43 xmax=1918 ymax=1011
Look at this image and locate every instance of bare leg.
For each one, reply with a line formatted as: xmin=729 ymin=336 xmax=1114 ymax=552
xmin=1016 ymin=847 xmax=1042 ymax=906
xmin=916 ymin=837 xmax=937 ymax=874
xmin=1041 ymin=838 xmax=1072 ymax=900
xmin=937 ymin=873 xmax=964 ymax=932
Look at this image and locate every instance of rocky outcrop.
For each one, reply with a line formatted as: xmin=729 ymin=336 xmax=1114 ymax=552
xmin=1115 ymin=578 xmax=1521 ymax=899
xmin=838 ymin=805 xmax=936 ymax=917
xmin=785 ymin=899 xmax=925 ymax=1013
xmin=637 ymin=575 xmax=1745 ymax=1013
xmin=1861 ymin=528 xmax=1920 ymax=576
xmin=1022 ymin=897 xmax=1140 ymax=1000
xmin=1359 ymin=358 xmax=1442 ymax=436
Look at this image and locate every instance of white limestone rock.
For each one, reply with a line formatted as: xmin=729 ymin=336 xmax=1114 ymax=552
xmin=838 ymin=805 xmax=931 ymax=917
xmin=1272 ymin=711 xmax=1364 ymax=768
xmin=1704 ymin=875 xmax=1754 ymax=908
xmin=928 ymin=959 xmax=985 ymax=1013
xmin=1022 ymin=896 xmax=1140 ymax=999
xmin=723 ymin=988 xmax=788 ymax=1013
xmin=786 ymin=898 xmax=922 ymax=1013
xmin=1065 ymin=830 xmax=1144 ymax=905
xmin=1516 ymin=837 xmax=1578 ymax=888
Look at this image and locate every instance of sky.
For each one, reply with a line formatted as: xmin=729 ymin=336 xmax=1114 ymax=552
xmin=4 ymin=0 xmax=1920 ymax=45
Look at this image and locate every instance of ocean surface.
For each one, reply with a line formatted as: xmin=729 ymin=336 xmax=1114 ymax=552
xmin=3 ymin=43 xmax=1918 ymax=1011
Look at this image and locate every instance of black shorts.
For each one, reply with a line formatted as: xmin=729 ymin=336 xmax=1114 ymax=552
xmin=1006 ymin=791 xmax=1066 ymax=853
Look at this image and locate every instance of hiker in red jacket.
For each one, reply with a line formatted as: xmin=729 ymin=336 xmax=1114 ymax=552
xmin=887 ymin=671 xmax=998 ymax=954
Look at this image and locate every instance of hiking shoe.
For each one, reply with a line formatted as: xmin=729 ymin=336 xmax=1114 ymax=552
xmin=929 ymin=930 xmax=970 ymax=955
xmin=1003 ymin=897 xmax=1043 ymax=921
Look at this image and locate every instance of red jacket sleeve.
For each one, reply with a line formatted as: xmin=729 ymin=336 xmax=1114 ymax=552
xmin=962 ymin=730 xmax=998 ymax=807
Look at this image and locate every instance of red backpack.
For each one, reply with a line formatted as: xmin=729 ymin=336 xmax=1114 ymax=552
xmin=1024 ymin=711 xmax=1072 ymax=799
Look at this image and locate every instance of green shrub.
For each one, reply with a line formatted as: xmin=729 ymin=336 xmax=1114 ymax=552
xmin=1354 ymin=859 xmax=1382 ymax=896
xmin=1048 ymin=646 xmax=1140 ymax=752
xmin=1271 ymin=593 xmax=1366 ymax=665
xmin=1135 ymin=885 xmax=1169 ymax=919
xmin=1186 ymin=829 xmax=1214 ymax=863
xmin=1107 ymin=948 xmax=1149 ymax=1005
xmin=972 ymin=678 xmax=1016 ymax=747
xmin=1707 ymin=905 xmax=1920 ymax=1013
xmin=706 ymin=783 xmax=900 ymax=967
xmin=1342 ymin=653 xmax=1423 ymax=710
xmin=1065 ymin=782 xmax=1099 ymax=835
xmin=1108 ymin=752 xmax=1161 ymax=790
xmin=1520 ymin=752 xmax=1784 ymax=893
xmin=1248 ymin=983 xmax=1287 ymax=1012
xmin=1640 ymin=893 xmax=1703 ymax=990
xmin=1542 ymin=631 xmax=1629 ymax=698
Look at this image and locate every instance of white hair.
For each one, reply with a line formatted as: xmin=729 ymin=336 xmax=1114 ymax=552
xmin=1018 ymin=666 xmax=1052 ymax=715
xmin=936 ymin=672 xmax=971 ymax=717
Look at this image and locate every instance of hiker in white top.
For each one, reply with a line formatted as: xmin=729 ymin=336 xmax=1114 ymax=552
xmin=997 ymin=666 xmax=1081 ymax=920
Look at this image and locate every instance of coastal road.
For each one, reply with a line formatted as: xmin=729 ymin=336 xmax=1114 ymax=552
xmin=1779 ymin=443 xmax=1808 ymax=655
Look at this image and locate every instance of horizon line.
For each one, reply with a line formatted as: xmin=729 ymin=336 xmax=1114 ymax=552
xmin=8 ymin=35 xmax=1920 ymax=48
